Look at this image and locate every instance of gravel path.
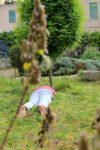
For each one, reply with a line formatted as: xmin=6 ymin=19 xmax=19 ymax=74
xmin=0 ymin=68 xmax=78 ymax=79
xmin=0 ymin=68 xmax=18 ymax=78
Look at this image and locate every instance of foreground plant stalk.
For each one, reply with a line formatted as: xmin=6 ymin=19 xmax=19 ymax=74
xmin=78 ymin=106 xmax=100 ymax=150
xmin=0 ymin=85 xmax=28 ymax=150
xmin=36 ymin=107 xmax=54 ymax=148
xmin=0 ymin=0 xmax=52 ymax=149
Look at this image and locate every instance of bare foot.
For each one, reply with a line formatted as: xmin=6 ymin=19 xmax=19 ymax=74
xmin=18 ymin=106 xmax=27 ymax=117
xmin=38 ymin=105 xmax=47 ymax=116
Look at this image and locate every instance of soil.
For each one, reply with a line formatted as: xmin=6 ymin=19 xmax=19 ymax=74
xmin=0 ymin=68 xmax=18 ymax=78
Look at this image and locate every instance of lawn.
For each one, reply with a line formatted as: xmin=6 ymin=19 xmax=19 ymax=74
xmin=0 ymin=76 xmax=100 ymax=150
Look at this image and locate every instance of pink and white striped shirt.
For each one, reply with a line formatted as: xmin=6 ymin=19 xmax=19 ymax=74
xmin=34 ymin=86 xmax=56 ymax=95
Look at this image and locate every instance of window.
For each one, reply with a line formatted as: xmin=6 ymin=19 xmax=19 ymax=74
xmin=89 ymin=3 xmax=98 ymax=19
xmin=9 ymin=10 xmax=16 ymax=23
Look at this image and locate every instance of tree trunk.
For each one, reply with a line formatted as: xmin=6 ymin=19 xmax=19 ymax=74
xmin=18 ymin=67 xmax=24 ymax=76
xmin=48 ymin=68 xmax=53 ymax=88
xmin=99 ymin=46 xmax=100 ymax=51
xmin=81 ymin=46 xmax=85 ymax=54
xmin=11 ymin=0 xmax=14 ymax=4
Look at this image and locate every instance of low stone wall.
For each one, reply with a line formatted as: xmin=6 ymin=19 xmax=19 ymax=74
xmin=81 ymin=70 xmax=100 ymax=81
xmin=0 ymin=58 xmax=11 ymax=69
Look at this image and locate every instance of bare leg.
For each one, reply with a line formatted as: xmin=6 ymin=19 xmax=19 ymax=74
xmin=18 ymin=92 xmax=40 ymax=117
xmin=18 ymin=106 xmax=27 ymax=117
xmin=38 ymin=105 xmax=47 ymax=116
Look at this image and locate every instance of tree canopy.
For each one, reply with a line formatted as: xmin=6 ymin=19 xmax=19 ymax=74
xmin=16 ymin=0 xmax=84 ymax=59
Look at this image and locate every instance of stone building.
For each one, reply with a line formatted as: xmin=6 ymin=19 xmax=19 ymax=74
xmin=0 ymin=0 xmax=100 ymax=33
xmin=0 ymin=0 xmax=18 ymax=32
xmin=82 ymin=0 xmax=100 ymax=32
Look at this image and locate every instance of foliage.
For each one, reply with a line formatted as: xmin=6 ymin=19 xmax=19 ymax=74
xmin=0 ymin=31 xmax=16 ymax=46
xmin=8 ymin=25 xmax=29 ymax=75
xmin=89 ymin=31 xmax=100 ymax=51
xmin=9 ymin=45 xmax=24 ymax=75
xmin=13 ymin=24 xmax=29 ymax=45
xmin=84 ymin=59 xmax=97 ymax=70
xmin=56 ymin=32 xmax=91 ymax=58
xmin=16 ymin=0 xmax=84 ymax=59
xmin=75 ymin=31 xmax=100 ymax=56
xmin=52 ymin=57 xmax=100 ymax=76
xmin=5 ymin=0 xmax=15 ymax=4
xmin=16 ymin=0 xmax=34 ymax=24
xmin=0 ymin=77 xmax=100 ymax=149
xmin=81 ymin=48 xmax=100 ymax=61
xmin=0 ymin=31 xmax=25 ymax=75
xmin=77 ymin=69 xmax=83 ymax=76
xmin=77 ymin=32 xmax=90 ymax=53
xmin=53 ymin=57 xmax=76 ymax=75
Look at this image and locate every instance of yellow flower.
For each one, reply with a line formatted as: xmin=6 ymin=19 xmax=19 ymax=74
xmin=88 ymin=118 xmax=93 ymax=121
xmin=38 ymin=49 xmax=44 ymax=55
xmin=66 ymin=135 xmax=73 ymax=140
xmin=93 ymin=130 xmax=97 ymax=135
xmin=44 ymin=139 xmax=49 ymax=145
xmin=23 ymin=62 xmax=31 ymax=71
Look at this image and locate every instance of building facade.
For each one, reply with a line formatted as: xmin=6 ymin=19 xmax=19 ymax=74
xmin=0 ymin=0 xmax=5 ymax=5
xmin=82 ymin=0 xmax=100 ymax=32
xmin=0 ymin=0 xmax=100 ymax=33
xmin=0 ymin=0 xmax=18 ymax=32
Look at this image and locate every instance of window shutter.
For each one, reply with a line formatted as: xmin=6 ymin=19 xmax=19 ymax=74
xmin=89 ymin=3 xmax=98 ymax=19
xmin=9 ymin=10 xmax=16 ymax=23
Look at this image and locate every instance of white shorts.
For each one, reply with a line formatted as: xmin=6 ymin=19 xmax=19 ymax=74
xmin=24 ymin=89 xmax=53 ymax=110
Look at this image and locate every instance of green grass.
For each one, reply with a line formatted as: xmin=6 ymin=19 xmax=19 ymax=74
xmin=0 ymin=76 xmax=100 ymax=150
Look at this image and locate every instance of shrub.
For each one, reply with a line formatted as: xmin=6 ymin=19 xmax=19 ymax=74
xmin=52 ymin=57 xmax=100 ymax=76
xmin=84 ymin=59 xmax=97 ymax=70
xmin=74 ymin=62 xmax=86 ymax=74
xmin=74 ymin=31 xmax=100 ymax=58
xmin=81 ymin=48 xmax=100 ymax=61
xmin=77 ymin=69 xmax=83 ymax=76
xmin=78 ymin=32 xmax=90 ymax=54
xmin=0 ymin=31 xmax=16 ymax=46
xmin=53 ymin=57 xmax=76 ymax=76
xmin=9 ymin=45 xmax=24 ymax=76
xmin=89 ymin=31 xmax=100 ymax=51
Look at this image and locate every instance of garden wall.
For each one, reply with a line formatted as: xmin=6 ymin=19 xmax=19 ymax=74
xmin=0 ymin=58 xmax=11 ymax=69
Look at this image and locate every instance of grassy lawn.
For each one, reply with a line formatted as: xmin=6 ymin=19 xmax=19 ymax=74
xmin=0 ymin=76 xmax=100 ymax=150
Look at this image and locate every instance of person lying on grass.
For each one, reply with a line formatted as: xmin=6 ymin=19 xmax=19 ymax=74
xmin=18 ymin=86 xmax=56 ymax=117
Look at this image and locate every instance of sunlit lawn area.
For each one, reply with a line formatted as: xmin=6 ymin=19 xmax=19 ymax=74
xmin=0 ymin=76 xmax=100 ymax=150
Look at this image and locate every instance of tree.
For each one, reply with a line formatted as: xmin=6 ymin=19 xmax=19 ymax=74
xmin=16 ymin=0 xmax=84 ymax=86
xmin=0 ymin=31 xmax=16 ymax=47
xmin=17 ymin=0 xmax=84 ymax=59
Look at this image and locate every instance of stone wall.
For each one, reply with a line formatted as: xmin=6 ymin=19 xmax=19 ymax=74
xmin=0 ymin=58 xmax=11 ymax=69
